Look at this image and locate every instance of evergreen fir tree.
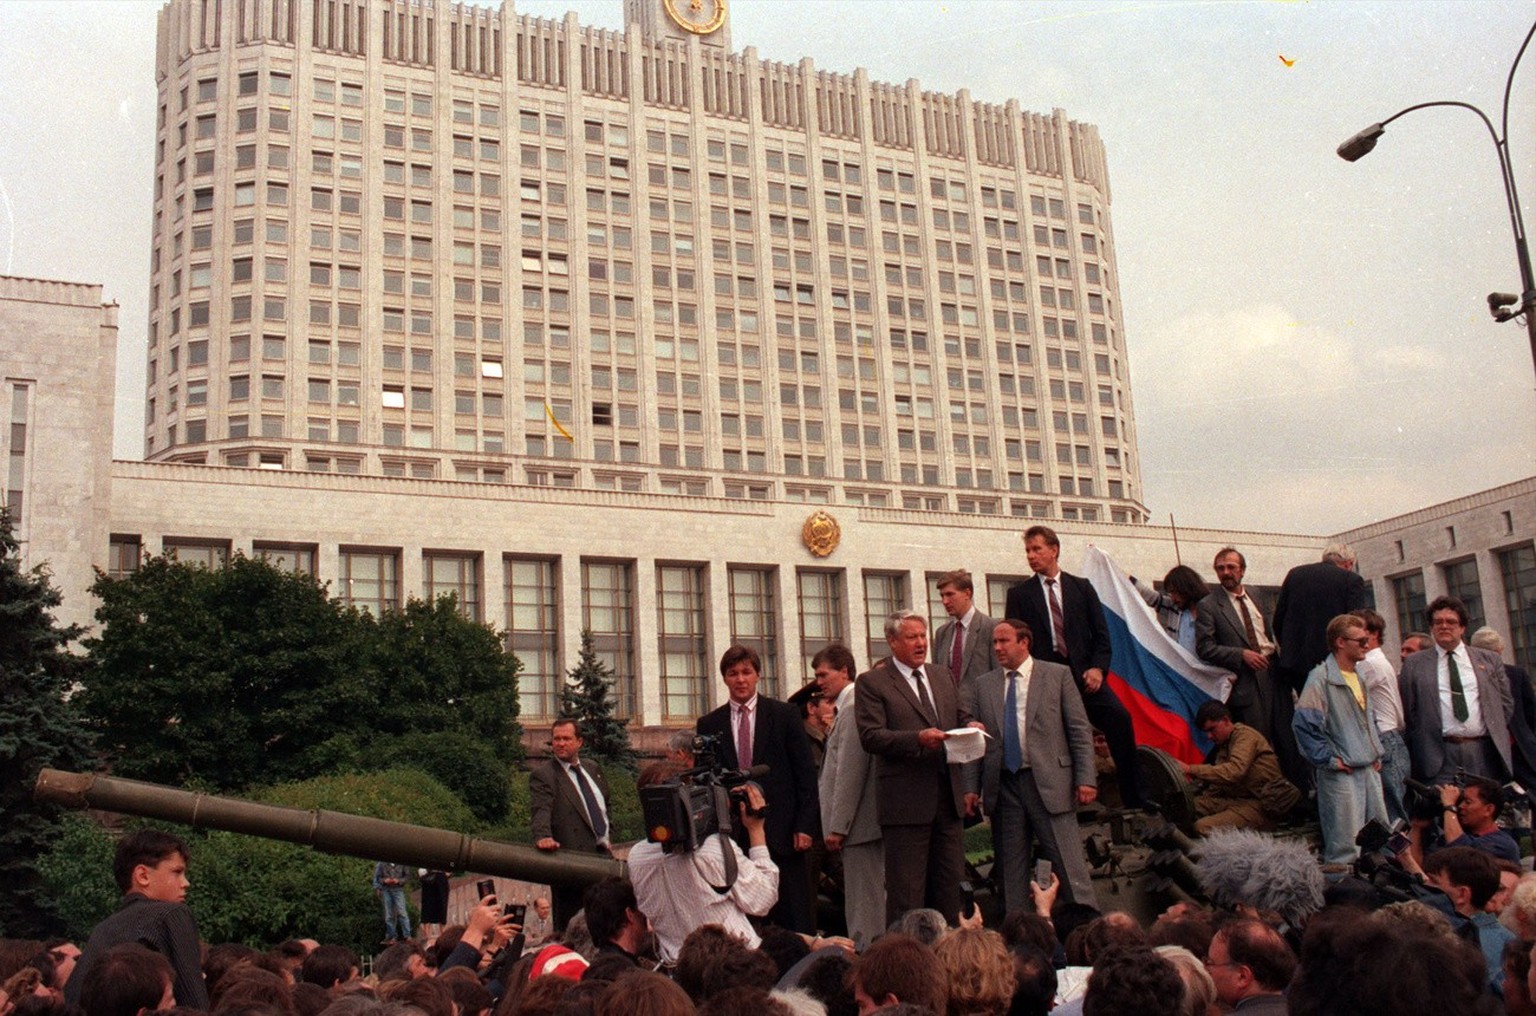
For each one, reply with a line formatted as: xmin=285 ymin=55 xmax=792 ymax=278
xmin=0 ymin=507 xmax=94 ymax=936
xmin=558 ymin=630 xmax=637 ymax=771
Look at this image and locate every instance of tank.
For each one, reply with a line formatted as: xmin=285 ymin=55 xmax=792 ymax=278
xmin=33 ymin=768 xmax=625 ymax=889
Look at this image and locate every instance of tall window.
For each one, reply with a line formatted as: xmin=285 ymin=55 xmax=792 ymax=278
xmin=254 ymin=541 xmax=316 ymax=575
xmin=108 ymin=535 xmax=142 ymax=579
xmin=583 ymin=560 xmax=635 ymax=718
xmin=657 ymin=564 xmax=708 ymax=720
xmin=1391 ymin=570 xmax=1427 ymax=642
xmin=506 ymin=558 xmax=560 ymax=722
xmin=4 ymin=383 xmax=28 ymax=527
xmin=340 ymin=547 xmax=399 ymax=615
xmin=1440 ymin=558 xmax=1484 ymax=632
xmin=424 ymin=551 xmax=481 ymax=620
xmin=1498 ymin=544 xmax=1536 ymax=671
xmin=797 ymin=570 xmax=845 ymax=678
xmin=987 ymin=574 xmax=1029 ymax=617
xmin=729 ymin=566 xmax=780 ymax=697
xmin=863 ymin=572 xmax=909 ymax=669
xmin=924 ymin=572 xmax=948 ymax=634
xmin=163 ymin=538 xmax=230 ymax=569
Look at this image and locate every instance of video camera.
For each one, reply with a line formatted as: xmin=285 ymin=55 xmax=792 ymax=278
xmin=639 ymin=733 xmax=769 ymax=854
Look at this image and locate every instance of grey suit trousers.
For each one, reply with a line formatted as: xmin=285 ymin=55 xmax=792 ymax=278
xmin=993 ymin=769 xmax=1099 ymax=913
xmin=840 ymin=840 xmax=886 ymax=948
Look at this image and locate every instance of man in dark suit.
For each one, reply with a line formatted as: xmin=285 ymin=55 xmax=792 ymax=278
xmin=531 ymin=718 xmax=613 ymax=932
xmin=1272 ymin=543 xmax=1368 ymax=697
xmin=932 ymin=569 xmax=999 ymax=688
xmin=1005 ymin=525 xmax=1145 ymax=809
xmin=697 ymin=644 xmax=820 ymax=933
xmin=1400 ymin=596 xmax=1513 ymax=785
xmin=856 ymin=609 xmax=979 ymax=925
xmin=1196 ymin=547 xmax=1288 ymax=753
xmin=962 ymin=618 xmax=1099 ymax=912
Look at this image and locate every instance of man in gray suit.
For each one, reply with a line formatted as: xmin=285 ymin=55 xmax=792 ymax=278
xmin=531 ymin=718 xmax=613 ymax=931
xmin=932 ymin=569 xmax=998 ymax=689
xmin=1401 ymin=595 xmax=1513 ymax=784
xmin=962 ymin=618 xmax=1099 ymax=912
xmin=1195 ymin=547 xmax=1280 ymax=746
xmin=815 ymin=643 xmax=885 ymax=948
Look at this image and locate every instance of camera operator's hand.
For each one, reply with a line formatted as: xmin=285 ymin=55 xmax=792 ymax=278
xmin=918 ymin=727 xmax=948 ymax=750
xmin=1439 ymin=783 xmax=1466 ymax=842
xmin=738 ymin=784 xmax=769 ymax=848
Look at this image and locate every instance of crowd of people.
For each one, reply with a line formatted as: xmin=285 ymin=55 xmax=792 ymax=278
xmin=7 ymin=525 xmax=1536 ymax=1015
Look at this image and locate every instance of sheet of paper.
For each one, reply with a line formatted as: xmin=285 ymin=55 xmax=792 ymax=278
xmin=943 ymin=726 xmax=989 ymax=765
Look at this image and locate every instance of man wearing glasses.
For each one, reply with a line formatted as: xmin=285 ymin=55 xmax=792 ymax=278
xmin=1400 ymin=595 xmax=1513 ymax=785
xmin=1205 ymin=920 xmax=1295 ymax=1015
xmin=1292 ymin=614 xmax=1388 ymax=864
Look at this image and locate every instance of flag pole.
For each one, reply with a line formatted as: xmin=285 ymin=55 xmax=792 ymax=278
xmin=1169 ymin=513 xmax=1182 ymax=565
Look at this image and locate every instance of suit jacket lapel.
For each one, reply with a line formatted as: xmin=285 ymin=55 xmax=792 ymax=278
xmin=561 ymin=762 xmax=595 ymax=833
xmin=892 ymin=663 xmax=935 ymax=725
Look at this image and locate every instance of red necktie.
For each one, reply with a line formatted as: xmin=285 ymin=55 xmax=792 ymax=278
xmin=1045 ymin=578 xmax=1070 ymax=657
xmin=736 ymin=704 xmax=753 ymax=769
xmin=949 ymin=621 xmax=964 ymax=681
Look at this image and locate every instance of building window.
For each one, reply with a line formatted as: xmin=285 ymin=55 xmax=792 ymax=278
xmin=583 ymin=560 xmax=636 ymax=719
xmin=1390 ymin=571 xmax=1427 ymax=643
xmin=424 ymin=551 xmax=481 ymax=620
xmin=4 ymin=382 xmax=29 ymax=527
xmin=340 ymin=547 xmax=399 ymax=616
xmin=728 ymin=566 xmax=780 ymax=699
xmin=506 ymin=557 xmax=561 ymax=723
xmin=254 ymin=542 xmax=316 ymax=575
xmin=797 ymin=570 xmax=846 ymax=678
xmin=987 ymin=575 xmax=1029 ymax=617
xmin=1497 ymin=544 xmax=1536 ymax=672
xmin=1441 ymin=558 xmax=1484 ymax=632
xmin=657 ymin=564 xmax=709 ymax=721
xmin=863 ymin=572 xmax=909 ymax=668
xmin=162 ymin=538 xmax=230 ymax=569
xmin=107 ymin=535 xmax=142 ymax=579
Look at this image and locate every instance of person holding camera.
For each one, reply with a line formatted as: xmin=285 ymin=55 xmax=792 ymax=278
xmin=1407 ymin=778 xmax=1521 ymax=867
xmin=627 ymin=762 xmax=779 ymax=965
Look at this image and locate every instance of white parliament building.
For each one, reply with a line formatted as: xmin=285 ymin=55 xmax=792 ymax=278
xmin=2 ymin=0 xmax=1532 ymax=742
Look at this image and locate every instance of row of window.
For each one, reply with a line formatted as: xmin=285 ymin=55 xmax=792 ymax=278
xmin=1386 ymin=543 xmax=1536 ymax=671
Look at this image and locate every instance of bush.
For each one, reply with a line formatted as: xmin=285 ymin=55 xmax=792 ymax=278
xmin=34 ymin=814 xmax=118 ymax=940
xmin=371 ymin=732 xmax=511 ymax=825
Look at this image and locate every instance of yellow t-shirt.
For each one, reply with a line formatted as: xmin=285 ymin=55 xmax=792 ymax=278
xmin=1340 ymin=670 xmax=1366 ymax=711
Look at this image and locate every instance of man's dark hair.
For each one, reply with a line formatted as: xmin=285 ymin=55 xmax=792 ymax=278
xmin=1290 ymin=906 xmax=1491 ymax=1015
xmin=1023 ymin=525 xmax=1060 ymax=548
xmin=582 ymin=877 xmax=637 ymax=948
xmin=1007 ymin=944 xmax=1057 ymax=1016
xmin=1081 ymin=916 xmax=1146 ymax=966
xmin=1463 ymin=777 xmax=1506 ymax=821
xmin=1194 ymin=700 xmax=1231 ymax=727
xmin=299 ymin=945 xmax=359 ymax=989
xmin=1426 ymin=596 xmax=1470 ymax=628
xmin=797 ymin=951 xmax=856 ymax=1016
xmin=996 ymin=618 xmax=1034 ymax=644
xmin=852 ymin=934 xmax=947 ymax=1015
xmin=936 ymin=569 xmax=974 ymax=594
xmin=204 ymin=942 xmax=261 ymax=996
xmin=373 ymin=940 xmax=425 ymax=982
xmin=1424 ymin=846 xmax=1501 ymax=910
xmin=113 ymin=828 xmax=189 ymax=894
xmin=1081 ymin=947 xmax=1182 ymax=1016
xmin=810 ymin=643 xmax=857 ymax=676
xmin=1353 ymin=608 xmax=1387 ymax=637
xmin=438 ymin=972 xmax=494 ymax=1016
xmin=756 ymin=925 xmax=810 ymax=978
xmin=273 ymin=940 xmax=309 ymax=962
xmin=291 ymin=982 xmax=331 ymax=1016
xmin=719 ymin=644 xmax=762 ymax=677
xmin=430 ymin=926 xmax=466 ymax=969
xmin=674 ymin=926 xmax=775 ymax=1003
xmin=1213 ymin=547 xmax=1246 ymax=570
xmin=211 ymin=964 xmax=296 ymax=1016
xmin=1217 ymin=919 xmax=1296 ymax=993
xmin=551 ymin=717 xmax=582 ymax=738
xmin=78 ymin=943 xmax=173 ymax=1016
xmin=379 ymin=976 xmax=453 ymax=1016
xmin=1162 ymin=566 xmax=1209 ymax=607
xmin=998 ymin=911 xmax=1057 ymax=956
xmin=1146 ymin=909 xmax=1217 ymax=959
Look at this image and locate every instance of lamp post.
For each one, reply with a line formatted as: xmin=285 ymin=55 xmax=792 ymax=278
xmin=1337 ymin=21 xmax=1536 ymax=379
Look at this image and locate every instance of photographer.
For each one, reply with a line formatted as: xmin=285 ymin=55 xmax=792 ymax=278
xmin=628 ymin=762 xmax=779 ymax=965
xmin=1407 ymin=778 xmax=1521 ymax=867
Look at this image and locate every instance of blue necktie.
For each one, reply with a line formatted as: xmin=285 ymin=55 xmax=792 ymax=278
xmin=1003 ymin=671 xmax=1023 ymax=773
xmin=572 ymin=764 xmax=607 ymax=840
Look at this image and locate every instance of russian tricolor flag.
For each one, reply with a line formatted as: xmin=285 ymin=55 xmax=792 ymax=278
xmin=1081 ymin=546 xmax=1234 ymax=764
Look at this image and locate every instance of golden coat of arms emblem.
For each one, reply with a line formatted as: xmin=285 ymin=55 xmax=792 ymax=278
xmin=801 ymin=510 xmax=841 ymax=558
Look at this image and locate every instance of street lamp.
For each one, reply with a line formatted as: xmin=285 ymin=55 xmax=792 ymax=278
xmin=1337 ymin=21 xmax=1536 ymax=379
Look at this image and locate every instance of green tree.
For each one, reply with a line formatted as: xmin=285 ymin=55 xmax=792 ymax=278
xmin=0 ymin=507 xmax=95 ymax=936
xmin=361 ymin=595 xmax=523 ymax=765
xmin=79 ymin=553 xmax=365 ymax=791
xmin=558 ymin=630 xmax=637 ymax=772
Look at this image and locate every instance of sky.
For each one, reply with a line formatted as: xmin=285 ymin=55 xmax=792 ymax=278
xmin=0 ymin=0 xmax=1532 ymax=536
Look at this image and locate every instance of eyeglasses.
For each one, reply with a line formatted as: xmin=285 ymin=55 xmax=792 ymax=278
xmin=1430 ymin=619 xmax=1463 ymax=628
xmin=1342 ymin=636 xmax=1370 ymax=647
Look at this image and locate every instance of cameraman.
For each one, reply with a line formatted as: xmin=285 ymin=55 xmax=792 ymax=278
xmin=1407 ymin=778 xmax=1521 ymax=867
xmin=627 ymin=762 xmax=779 ymax=966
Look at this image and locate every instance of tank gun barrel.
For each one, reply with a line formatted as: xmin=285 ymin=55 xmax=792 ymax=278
xmin=34 ymin=768 xmax=624 ymax=889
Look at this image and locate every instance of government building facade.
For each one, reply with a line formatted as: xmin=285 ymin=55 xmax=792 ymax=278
xmin=3 ymin=0 xmax=1532 ymax=739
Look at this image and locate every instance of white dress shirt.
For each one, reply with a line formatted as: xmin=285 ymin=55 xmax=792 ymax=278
xmin=1004 ymin=655 xmax=1035 ymax=762
xmin=559 ymin=758 xmax=609 ymax=845
xmin=1356 ymin=647 xmax=1403 ymax=733
xmin=1437 ymin=642 xmax=1485 ymax=737
xmin=1225 ymin=588 xmax=1275 ymax=654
